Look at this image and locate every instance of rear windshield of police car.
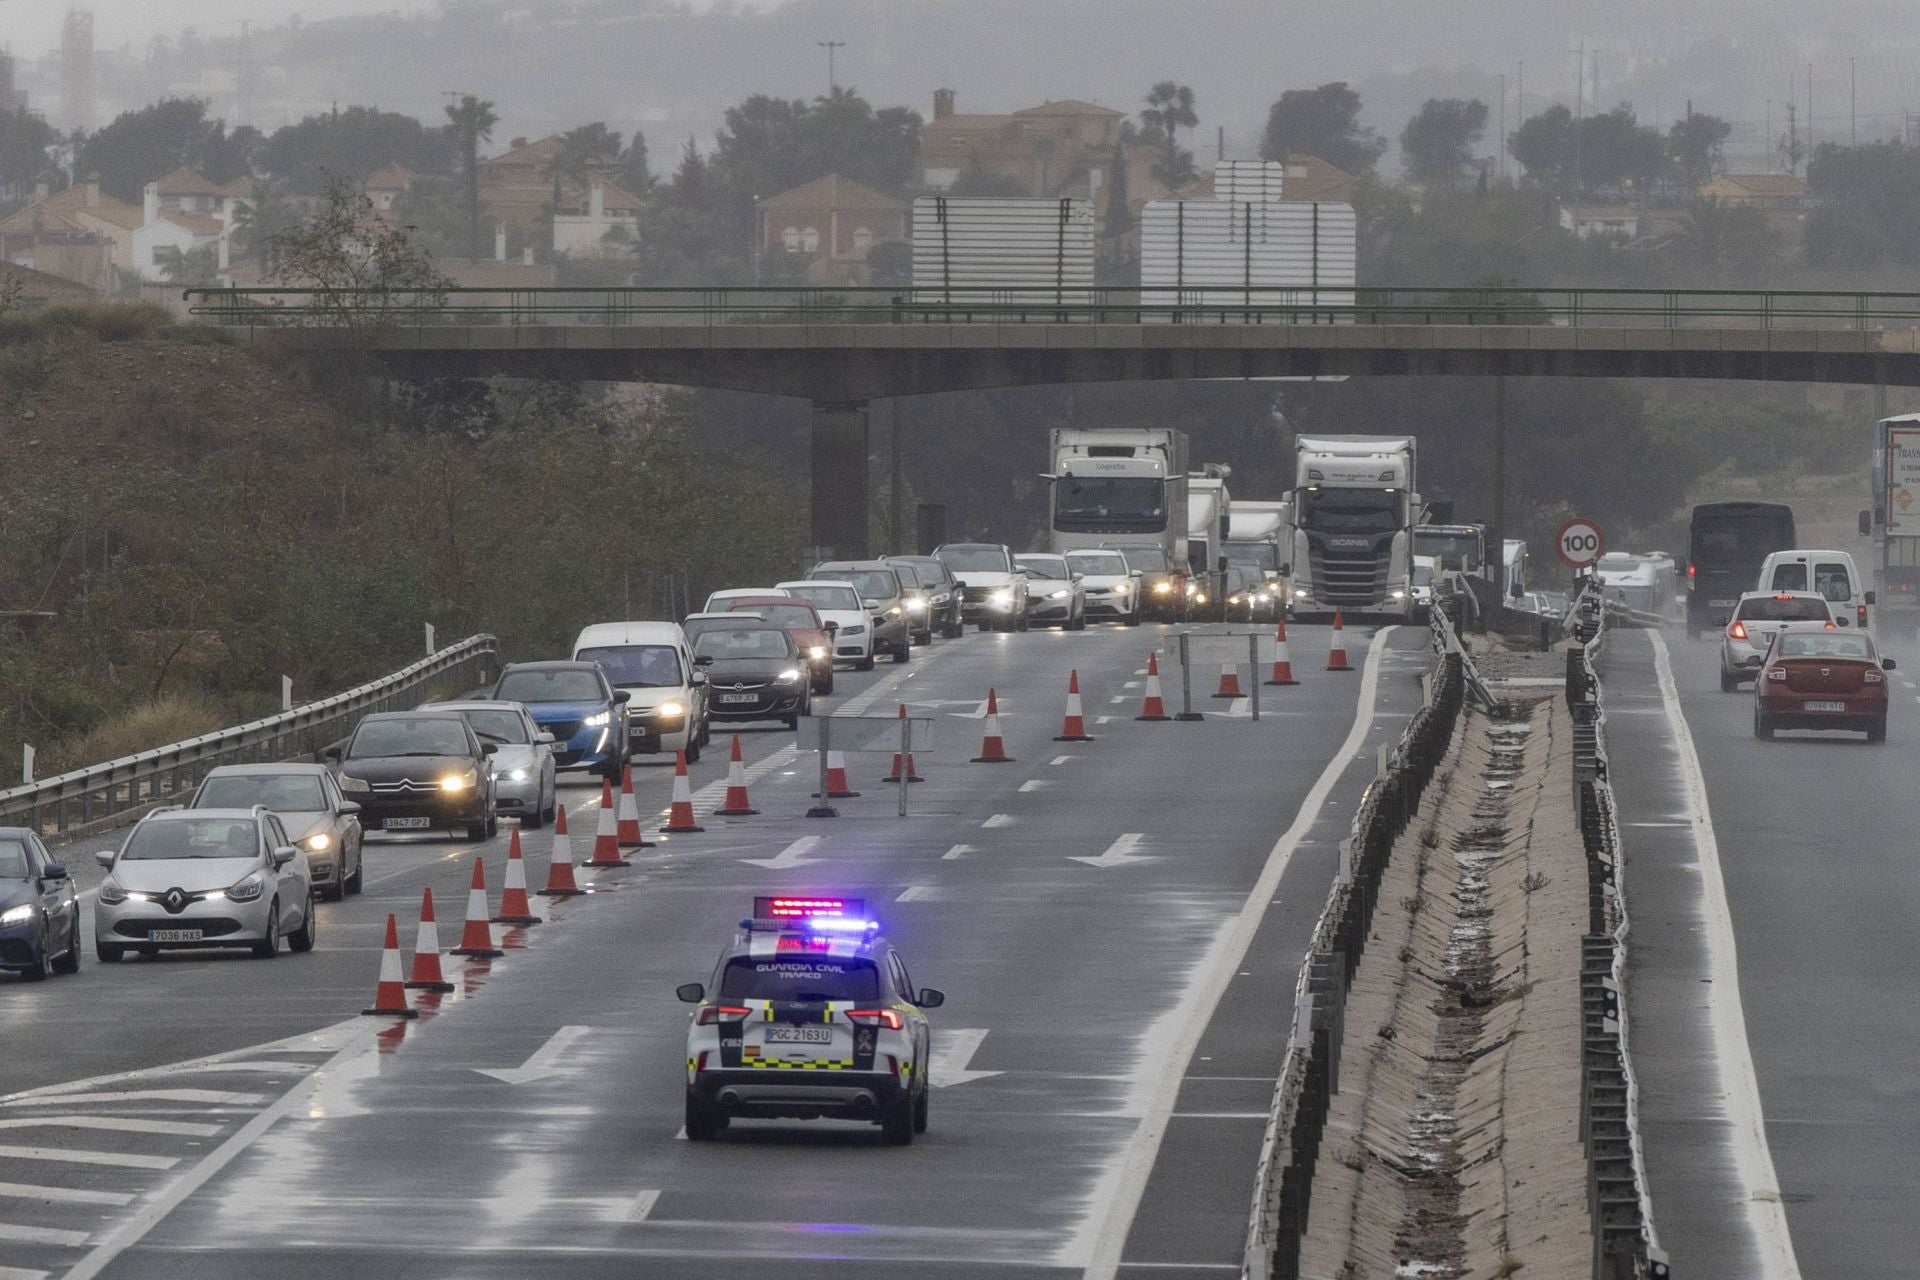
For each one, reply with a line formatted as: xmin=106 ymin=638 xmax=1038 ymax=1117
xmin=720 ymin=957 xmax=880 ymax=1002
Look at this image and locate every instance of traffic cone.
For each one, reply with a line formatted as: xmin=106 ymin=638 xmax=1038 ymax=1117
xmin=883 ymin=704 xmax=924 ymax=782
xmin=1054 ymin=669 xmax=1095 ymax=741
xmin=659 ymin=749 xmax=705 ymax=832
xmin=492 ymin=829 xmax=542 ymax=927
xmin=537 ymin=805 xmax=584 ymax=897
xmin=815 ymin=750 xmax=859 ymax=798
xmin=362 ymin=914 xmax=419 ymax=1018
xmin=1137 ymin=652 xmax=1170 ymax=721
xmin=403 ymin=888 xmax=454 ymax=992
xmin=584 ymin=780 xmax=631 ymax=868
xmin=448 ymin=858 xmax=504 ymax=959
xmin=1213 ymin=661 xmax=1244 ymax=699
xmin=715 ymin=735 xmax=760 ymax=815
xmin=1265 ymin=619 xmax=1300 ymax=685
xmin=971 ymin=689 xmax=1015 ymax=763
xmin=616 ymin=764 xmax=647 ymax=848
xmin=1327 ymin=609 xmax=1353 ymax=672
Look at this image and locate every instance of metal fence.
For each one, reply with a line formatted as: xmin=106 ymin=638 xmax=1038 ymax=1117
xmin=1242 ymin=600 xmax=1467 ymax=1279
xmin=183 ymin=283 xmax=1920 ymax=332
xmin=0 ymin=635 xmax=498 ymax=838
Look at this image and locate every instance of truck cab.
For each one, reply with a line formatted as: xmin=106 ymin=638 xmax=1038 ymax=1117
xmin=1290 ymin=436 xmax=1418 ymax=621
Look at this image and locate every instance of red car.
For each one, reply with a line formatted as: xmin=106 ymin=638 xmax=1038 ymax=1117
xmin=1753 ymin=623 xmax=1894 ymax=743
xmin=720 ymin=596 xmax=834 ymax=695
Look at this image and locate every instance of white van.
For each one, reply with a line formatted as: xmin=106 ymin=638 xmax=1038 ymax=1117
xmin=571 ymin=621 xmax=711 ymax=762
xmin=1755 ymin=549 xmax=1873 ymax=629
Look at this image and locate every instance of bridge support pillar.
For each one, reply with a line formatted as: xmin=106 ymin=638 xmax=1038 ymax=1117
xmin=810 ymin=400 xmax=870 ymax=562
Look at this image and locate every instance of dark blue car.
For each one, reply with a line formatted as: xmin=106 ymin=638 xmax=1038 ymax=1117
xmin=0 ymin=827 xmax=82 ymax=981
xmin=488 ymin=661 xmax=630 ymax=779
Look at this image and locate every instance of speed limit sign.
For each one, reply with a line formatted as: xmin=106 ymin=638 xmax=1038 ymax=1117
xmin=1556 ymin=517 xmax=1606 ymax=569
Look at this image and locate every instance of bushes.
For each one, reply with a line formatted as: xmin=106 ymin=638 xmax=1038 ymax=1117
xmin=0 ymin=301 xmax=186 ymax=348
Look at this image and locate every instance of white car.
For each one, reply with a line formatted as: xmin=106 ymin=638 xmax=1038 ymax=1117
xmin=1015 ymin=553 xmax=1088 ymax=629
xmin=702 ymin=588 xmax=774 ymax=612
xmin=572 ymin=621 xmax=710 ymax=763
xmin=1065 ymin=548 xmax=1141 ymax=624
xmin=1756 ymin=549 xmax=1872 ymax=630
xmin=934 ymin=543 xmax=1030 ymax=632
xmin=189 ymin=764 xmax=364 ymax=901
xmin=777 ymin=580 xmax=875 ymax=670
xmin=1720 ymin=591 xmax=1835 ymax=690
xmin=435 ymin=701 xmax=558 ymax=829
xmin=94 ymin=807 xmax=316 ymax=962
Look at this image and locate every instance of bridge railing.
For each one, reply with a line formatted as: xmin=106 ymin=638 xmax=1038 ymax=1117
xmin=183 ymin=284 xmax=1920 ymax=331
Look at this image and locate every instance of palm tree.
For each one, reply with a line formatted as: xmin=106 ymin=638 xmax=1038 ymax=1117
xmin=1141 ymin=82 xmax=1199 ymax=187
xmin=444 ymin=95 xmax=499 ymax=260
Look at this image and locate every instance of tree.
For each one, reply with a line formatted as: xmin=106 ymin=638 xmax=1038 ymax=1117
xmin=1668 ymin=113 xmax=1732 ymax=188
xmin=618 ymin=132 xmax=652 ymax=193
xmin=1259 ymin=83 xmax=1386 ymax=175
xmin=1104 ymin=141 xmax=1133 ymax=238
xmin=443 ymin=95 xmax=499 ymax=260
xmin=1 ymin=108 xmax=59 ymax=200
xmin=80 ymin=99 xmax=231 ymax=203
xmin=547 ymin=122 xmax=623 ymax=210
xmin=262 ymin=177 xmax=451 ymax=328
xmin=1140 ymin=81 xmax=1198 ymax=188
xmin=1508 ymin=104 xmax=1577 ymax=195
xmin=1662 ymin=197 xmax=1774 ymax=281
xmin=1400 ymin=98 xmax=1488 ymax=188
xmin=259 ymin=106 xmax=458 ymax=194
xmin=153 ymin=244 xmax=220 ymax=286
xmin=1509 ymin=104 xmax=1663 ymax=198
xmin=1804 ymin=141 xmax=1920 ymax=268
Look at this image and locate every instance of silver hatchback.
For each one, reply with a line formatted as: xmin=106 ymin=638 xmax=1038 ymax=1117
xmin=94 ymin=808 xmax=316 ymax=962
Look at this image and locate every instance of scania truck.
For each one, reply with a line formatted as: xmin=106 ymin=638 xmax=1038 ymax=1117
xmin=1288 ymin=435 xmax=1419 ymax=621
xmin=1863 ymin=413 xmax=1920 ymax=639
xmin=1047 ymin=427 xmax=1191 ymax=619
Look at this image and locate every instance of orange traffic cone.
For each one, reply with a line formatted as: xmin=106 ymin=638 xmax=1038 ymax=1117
xmin=971 ymin=689 xmax=1015 ymax=763
xmin=584 ymin=779 xmax=631 ymax=868
xmin=715 ymin=735 xmax=759 ymax=815
xmin=1054 ymin=669 xmax=1095 ymax=741
xmin=404 ymin=888 xmax=455 ymax=992
xmin=1137 ymin=652 xmax=1170 ymax=721
xmin=363 ymin=914 xmax=419 ymax=1018
xmin=659 ymin=749 xmax=704 ymax=832
xmin=492 ymin=829 xmax=542 ymax=926
xmin=616 ymin=764 xmax=649 ymax=848
xmin=1266 ymin=619 xmax=1299 ymax=685
xmin=883 ymin=704 xmax=925 ymax=782
xmin=537 ymin=804 xmax=584 ymax=897
xmin=1327 ymin=609 xmax=1353 ymax=672
xmin=815 ymin=750 xmax=859 ymax=798
xmin=1213 ymin=660 xmax=1244 ymax=698
xmin=448 ymin=858 xmax=504 ymax=959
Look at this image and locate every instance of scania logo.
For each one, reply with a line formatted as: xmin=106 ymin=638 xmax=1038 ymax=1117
xmin=1330 ymin=537 xmax=1370 ymax=549
xmin=162 ymin=888 xmax=189 ymax=914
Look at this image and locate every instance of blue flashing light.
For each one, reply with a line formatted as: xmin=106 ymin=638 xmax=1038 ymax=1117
xmin=804 ymin=916 xmax=880 ymax=935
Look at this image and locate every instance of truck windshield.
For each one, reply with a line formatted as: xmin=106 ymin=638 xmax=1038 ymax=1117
xmin=1054 ymin=476 xmax=1166 ymax=530
xmin=1299 ymin=488 xmax=1401 ymax=534
xmin=1690 ymin=505 xmax=1795 ymax=572
xmin=1223 ymin=540 xmax=1280 ymax=571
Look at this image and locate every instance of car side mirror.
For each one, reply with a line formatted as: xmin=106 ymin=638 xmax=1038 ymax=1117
xmin=691 ymin=671 xmax=707 ymax=685
xmin=481 ymin=742 xmax=498 ymax=756
xmin=675 ymin=982 xmax=705 ymax=1004
xmin=1884 ymin=657 xmax=1898 ymax=670
xmin=1509 ymin=580 xmax=1524 ymax=599
xmin=1865 ymin=590 xmax=1877 ymax=606
xmin=862 ymin=598 xmax=881 ymax=610
xmin=339 ymin=801 xmax=361 ymax=816
xmin=915 ymin=987 xmax=946 ymax=1009
xmin=41 ymin=863 xmax=68 ymax=881
xmin=1279 ymin=564 xmax=1291 ymax=576
xmin=271 ymin=845 xmax=298 ymax=867
xmin=823 ymin=620 xmax=839 ymax=632
xmin=534 ymin=732 xmax=556 ymax=746
xmin=1860 ymin=509 xmax=1874 ymax=537
xmin=613 ymin=690 xmax=631 ymax=704
xmin=319 ymin=745 xmax=342 ymax=763
xmin=95 ymin=850 xmax=114 ymax=869
xmin=694 ymin=654 xmax=714 ymax=666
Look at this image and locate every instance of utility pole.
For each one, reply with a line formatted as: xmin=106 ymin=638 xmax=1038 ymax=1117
xmin=1851 ymin=56 xmax=1858 ymax=146
xmin=818 ymin=40 xmax=845 ymax=95
xmin=1572 ymin=40 xmax=1585 ymax=200
xmin=1498 ymin=72 xmax=1507 ymax=182
xmin=1807 ymin=62 xmax=1815 ymax=161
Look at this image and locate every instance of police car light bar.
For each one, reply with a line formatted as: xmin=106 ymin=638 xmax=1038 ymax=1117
xmin=755 ymin=896 xmax=864 ymax=919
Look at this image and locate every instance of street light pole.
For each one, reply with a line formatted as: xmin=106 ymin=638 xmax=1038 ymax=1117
xmin=818 ymin=40 xmax=845 ymax=95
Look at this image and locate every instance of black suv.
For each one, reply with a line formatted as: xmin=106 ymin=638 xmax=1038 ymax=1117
xmin=325 ymin=712 xmax=497 ymax=840
xmin=887 ymin=555 xmax=965 ymax=641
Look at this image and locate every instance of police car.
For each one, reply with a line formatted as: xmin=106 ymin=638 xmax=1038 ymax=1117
xmin=676 ymin=896 xmax=944 ymax=1145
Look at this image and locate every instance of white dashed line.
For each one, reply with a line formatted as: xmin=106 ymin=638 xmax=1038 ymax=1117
xmin=628 ymin=1189 xmax=661 ymax=1222
xmin=941 ymin=844 xmax=973 ymax=860
xmin=981 ymin=814 xmax=1014 ymax=828
xmin=0 ymin=1145 xmax=177 ymax=1171
xmin=0 ymin=1222 xmax=89 ymax=1247
xmin=1050 ymin=755 xmax=1074 ymax=765
xmin=1018 ymin=780 xmax=1051 ymax=792
xmin=0 ymin=1181 xmax=133 ymax=1207
xmin=895 ymin=886 xmax=940 ymax=902
xmin=0 ymin=1117 xmax=222 ymax=1138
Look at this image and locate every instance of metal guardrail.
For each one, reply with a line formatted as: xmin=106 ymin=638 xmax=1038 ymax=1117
xmin=1242 ymin=600 xmax=1467 ymax=1279
xmin=1567 ymin=583 xmax=1670 ymax=1280
xmin=0 ymin=636 xmax=498 ymax=837
xmin=184 ymin=284 xmax=1920 ymax=332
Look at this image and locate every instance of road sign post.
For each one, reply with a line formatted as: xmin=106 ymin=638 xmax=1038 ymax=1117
xmin=1555 ymin=516 xmax=1606 ymax=571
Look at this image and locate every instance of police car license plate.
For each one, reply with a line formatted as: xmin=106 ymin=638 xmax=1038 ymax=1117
xmin=148 ymin=929 xmax=202 ymax=942
xmin=765 ymin=1027 xmax=831 ymax=1044
xmin=1805 ymin=700 xmax=1845 ymax=712
xmin=383 ymin=816 xmax=431 ymax=830
xmin=719 ymin=693 xmax=758 ymax=704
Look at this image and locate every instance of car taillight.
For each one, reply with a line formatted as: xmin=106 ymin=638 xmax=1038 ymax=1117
xmin=1865 ymin=670 xmax=1884 ymax=684
xmin=1767 ymin=669 xmax=1786 ymax=681
xmin=696 ymin=1005 xmax=752 ymax=1025
xmin=1688 ymin=562 xmax=1697 ymax=579
xmin=696 ymin=1050 xmax=710 ymax=1071
xmin=1859 ymin=604 xmax=1868 ymax=624
xmin=1729 ymin=622 xmax=1748 ymax=640
xmin=845 ymin=1009 xmax=902 ymax=1030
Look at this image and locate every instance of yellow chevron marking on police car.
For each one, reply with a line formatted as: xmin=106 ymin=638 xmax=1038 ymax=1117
xmin=741 ymin=1059 xmax=856 ymax=1070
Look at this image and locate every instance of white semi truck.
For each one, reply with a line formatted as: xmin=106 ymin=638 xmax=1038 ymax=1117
xmin=1046 ymin=427 xmax=1192 ymax=620
xmin=1289 ymin=435 xmax=1419 ymax=621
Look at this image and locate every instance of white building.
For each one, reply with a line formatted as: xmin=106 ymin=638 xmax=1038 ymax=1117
xmin=131 ymin=168 xmax=254 ymax=282
xmin=551 ymin=179 xmax=644 ymax=258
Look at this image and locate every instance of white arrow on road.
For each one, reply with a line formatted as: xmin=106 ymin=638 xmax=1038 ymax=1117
xmin=473 ymin=1025 xmax=590 ymax=1085
xmin=1070 ymin=832 xmax=1149 ymax=869
xmin=741 ymin=835 xmax=824 ymax=870
xmin=929 ymin=1028 xmax=1001 ymax=1088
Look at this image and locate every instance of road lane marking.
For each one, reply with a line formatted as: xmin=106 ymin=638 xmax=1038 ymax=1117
xmin=1122 ymin=681 xmax=1141 ymax=689
xmin=0 ymin=1266 xmax=51 ymax=1280
xmin=1648 ymin=631 xmax=1801 ymax=1280
xmin=739 ymin=836 xmax=824 ymax=870
xmin=628 ymin=1189 xmax=661 ymax=1222
xmin=0 ymin=1182 xmax=134 ymax=1207
xmin=1095 ymin=715 xmax=1116 ymax=724
xmin=929 ymin=1029 xmax=1001 ymax=1087
xmin=1167 ymin=1112 xmax=1268 ymax=1119
xmin=0 ymin=1145 xmax=177 ymax=1171
xmin=0 ymin=1221 xmax=89 ymax=1247
xmin=3 ymin=1089 xmax=265 ymax=1108
xmin=1071 ymin=833 xmax=1148 ymax=870
xmin=940 ymin=844 xmax=973 ymax=860
xmin=473 ymin=1026 xmax=592 ymax=1085
xmin=1081 ymin=626 xmax=1394 ymax=1277
xmin=1018 ymin=780 xmax=1051 ymax=792
xmin=1050 ymin=755 xmax=1074 ymax=765
xmin=981 ymin=814 xmax=1013 ymax=828
xmin=1108 ymin=695 xmax=1128 ymax=704
xmin=895 ymin=886 xmax=940 ymax=902
xmin=0 ymin=1117 xmax=222 ymax=1138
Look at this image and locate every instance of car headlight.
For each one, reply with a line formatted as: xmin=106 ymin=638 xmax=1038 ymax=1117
xmin=439 ymin=769 xmax=478 ymax=793
xmin=1195 ymin=592 xmax=1209 ymax=604
xmin=655 ymin=700 xmax=685 ymax=718
xmin=806 ymin=646 xmax=827 ymax=661
xmin=1113 ymin=582 xmax=1130 ymax=595
xmin=506 ymin=767 xmax=529 ymax=782
xmin=1294 ymin=588 xmax=1308 ymax=598
xmin=583 ymin=710 xmax=611 ymax=728
xmin=990 ymin=589 xmax=1014 ymax=609
xmin=906 ymin=598 xmax=927 ymax=612
xmin=1230 ymin=595 xmax=1243 ymax=605
xmin=776 ymin=668 xmax=802 ymax=684
xmin=1390 ymin=589 xmax=1407 ymax=600
xmin=338 ymin=774 xmax=369 ymax=794
xmin=1049 ymin=590 xmax=1069 ymax=600
xmin=1153 ymin=581 xmax=1172 ymax=595
xmin=304 ymin=833 xmax=332 ymax=853
xmin=0 ymin=904 xmax=34 ymax=926
xmin=97 ymin=878 xmax=127 ymax=905
xmin=227 ymin=872 xmax=265 ymax=903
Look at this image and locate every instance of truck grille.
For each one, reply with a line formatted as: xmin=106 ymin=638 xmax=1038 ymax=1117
xmin=1308 ymin=544 xmax=1390 ymax=606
